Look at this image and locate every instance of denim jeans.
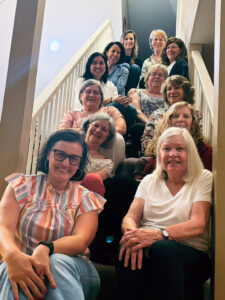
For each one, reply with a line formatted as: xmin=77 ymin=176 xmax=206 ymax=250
xmin=0 ymin=253 xmax=100 ymax=300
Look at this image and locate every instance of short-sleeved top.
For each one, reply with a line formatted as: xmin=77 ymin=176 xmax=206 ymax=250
xmin=86 ymin=155 xmax=114 ymax=177
xmin=6 ymin=173 xmax=106 ymax=255
xmin=59 ymin=106 xmax=123 ymax=131
xmin=141 ymin=54 xmax=163 ymax=79
xmin=108 ymin=64 xmax=129 ymax=95
xmin=135 ymin=89 xmax=164 ymax=118
xmin=74 ymin=78 xmax=118 ymax=111
xmin=135 ymin=170 xmax=213 ymax=253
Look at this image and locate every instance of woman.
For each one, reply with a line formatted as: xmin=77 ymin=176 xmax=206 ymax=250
xmin=103 ymin=41 xmax=129 ymax=96
xmin=116 ymin=127 xmax=213 ymax=300
xmin=59 ymin=79 xmax=126 ymax=170
xmin=142 ymin=102 xmax=212 ymax=175
xmin=80 ymin=113 xmax=115 ymax=196
xmin=141 ymin=75 xmax=197 ymax=153
xmin=161 ymin=37 xmax=189 ymax=79
xmin=101 ymin=103 xmax=212 ymax=264
xmin=127 ymin=64 xmax=168 ymax=157
xmin=0 ymin=129 xmax=105 ymax=300
xmin=120 ymin=29 xmax=142 ymax=93
xmin=140 ymin=29 xmax=167 ymax=88
xmin=74 ymin=52 xmax=137 ymax=134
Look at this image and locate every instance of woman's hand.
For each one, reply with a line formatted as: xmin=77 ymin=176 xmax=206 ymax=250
xmin=120 ymin=228 xmax=162 ymax=251
xmin=117 ymin=96 xmax=131 ymax=108
xmin=32 ymin=244 xmax=56 ymax=288
xmin=119 ymin=245 xmax=143 ymax=271
xmin=6 ymin=250 xmax=47 ymax=300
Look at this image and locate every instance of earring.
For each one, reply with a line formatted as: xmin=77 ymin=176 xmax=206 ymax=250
xmin=74 ymin=168 xmax=83 ymax=181
xmin=45 ymin=160 xmax=49 ymax=172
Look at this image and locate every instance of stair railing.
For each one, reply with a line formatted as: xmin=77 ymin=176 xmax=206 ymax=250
xmin=26 ymin=20 xmax=113 ymax=174
xmin=191 ymin=50 xmax=214 ymax=143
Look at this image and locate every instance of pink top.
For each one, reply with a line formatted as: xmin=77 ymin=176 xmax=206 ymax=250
xmin=6 ymin=173 xmax=106 ymax=255
xmin=59 ymin=107 xmax=123 ymax=130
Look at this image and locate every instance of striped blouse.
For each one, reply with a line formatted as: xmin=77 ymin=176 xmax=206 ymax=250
xmin=6 ymin=173 xmax=106 ymax=255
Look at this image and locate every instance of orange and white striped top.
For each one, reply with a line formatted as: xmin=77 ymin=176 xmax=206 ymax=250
xmin=6 ymin=173 xmax=106 ymax=255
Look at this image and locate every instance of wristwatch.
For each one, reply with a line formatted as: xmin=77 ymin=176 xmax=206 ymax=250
xmin=161 ymin=229 xmax=169 ymax=239
xmin=38 ymin=241 xmax=54 ymax=255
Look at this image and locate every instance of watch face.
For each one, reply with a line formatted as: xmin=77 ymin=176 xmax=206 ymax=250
xmin=162 ymin=229 xmax=169 ymax=238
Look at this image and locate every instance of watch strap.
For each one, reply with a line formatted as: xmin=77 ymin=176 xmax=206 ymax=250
xmin=38 ymin=241 xmax=54 ymax=255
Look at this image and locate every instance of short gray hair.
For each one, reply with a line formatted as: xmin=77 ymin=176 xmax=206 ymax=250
xmin=154 ymin=127 xmax=203 ymax=181
xmin=80 ymin=113 xmax=116 ymax=147
xmin=79 ymin=79 xmax=104 ymax=107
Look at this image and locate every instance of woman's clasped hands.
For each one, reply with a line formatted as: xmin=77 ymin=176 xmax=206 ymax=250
xmin=119 ymin=228 xmax=162 ymax=271
xmin=6 ymin=246 xmax=56 ymax=300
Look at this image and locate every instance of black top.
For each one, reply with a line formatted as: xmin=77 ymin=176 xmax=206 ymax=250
xmin=125 ymin=56 xmax=143 ymax=68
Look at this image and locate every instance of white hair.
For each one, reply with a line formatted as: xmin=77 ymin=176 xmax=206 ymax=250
xmin=154 ymin=127 xmax=203 ymax=181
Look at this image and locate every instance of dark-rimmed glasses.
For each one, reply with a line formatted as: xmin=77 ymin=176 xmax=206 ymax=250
xmin=52 ymin=149 xmax=82 ymax=166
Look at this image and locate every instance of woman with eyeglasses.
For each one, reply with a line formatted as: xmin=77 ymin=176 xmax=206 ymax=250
xmin=0 ymin=129 xmax=105 ymax=300
xmin=74 ymin=52 xmax=137 ymax=137
xmin=60 ymin=79 xmax=126 ymax=170
xmin=127 ymin=64 xmax=168 ymax=157
xmin=161 ymin=37 xmax=189 ymax=80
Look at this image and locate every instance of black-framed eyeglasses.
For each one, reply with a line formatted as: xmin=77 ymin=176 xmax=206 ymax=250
xmin=52 ymin=149 xmax=82 ymax=166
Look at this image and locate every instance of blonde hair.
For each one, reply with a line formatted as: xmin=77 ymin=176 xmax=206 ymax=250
xmin=145 ymin=102 xmax=205 ymax=157
xmin=149 ymin=29 xmax=167 ymax=51
xmin=144 ymin=64 xmax=168 ymax=89
xmin=154 ymin=127 xmax=203 ymax=181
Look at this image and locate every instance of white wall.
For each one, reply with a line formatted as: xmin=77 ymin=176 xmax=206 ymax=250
xmin=34 ymin=0 xmax=122 ymax=98
xmin=0 ymin=0 xmax=17 ymax=121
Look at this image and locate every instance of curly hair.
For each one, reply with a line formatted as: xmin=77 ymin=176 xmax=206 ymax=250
xmin=161 ymin=75 xmax=195 ymax=107
xmin=120 ymin=29 xmax=139 ymax=64
xmin=103 ymin=41 xmax=126 ymax=64
xmin=161 ymin=37 xmax=188 ymax=66
xmin=145 ymin=102 xmax=205 ymax=157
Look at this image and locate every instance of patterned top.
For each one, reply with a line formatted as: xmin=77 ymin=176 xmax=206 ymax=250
xmin=141 ymin=54 xmax=163 ymax=79
xmin=134 ymin=89 xmax=164 ymax=118
xmin=86 ymin=155 xmax=114 ymax=177
xmin=6 ymin=173 xmax=106 ymax=255
xmin=108 ymin=64 xmax=129 ymax=95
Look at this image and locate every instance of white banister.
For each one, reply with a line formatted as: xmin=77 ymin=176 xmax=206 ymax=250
xmin=191 ymin=50 xmax=214 ymax=143
xmin=26 ymin=20 xmax=113 ymax=174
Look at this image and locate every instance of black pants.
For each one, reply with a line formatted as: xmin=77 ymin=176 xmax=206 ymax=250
xmin=116 ymin=240 xmax=210 ymax=300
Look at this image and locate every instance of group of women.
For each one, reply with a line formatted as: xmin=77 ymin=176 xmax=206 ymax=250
xmin=0 ymin=27 xmax=213 ymax=300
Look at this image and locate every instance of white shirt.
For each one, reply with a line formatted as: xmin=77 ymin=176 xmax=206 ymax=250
xmin=135 ymin=169 xmax=213 ymax=253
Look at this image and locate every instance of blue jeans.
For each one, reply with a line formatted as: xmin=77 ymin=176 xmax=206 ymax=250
xmin=0 ymin=254 xmax=100 ymax=300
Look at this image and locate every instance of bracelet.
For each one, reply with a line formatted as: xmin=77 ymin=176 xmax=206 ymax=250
xmin=38 ymin=241 xmax=54 ymax=255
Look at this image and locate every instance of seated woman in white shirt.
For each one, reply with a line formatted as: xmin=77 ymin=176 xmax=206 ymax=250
xmin=116 ymin=127 xmax=212 ymax=300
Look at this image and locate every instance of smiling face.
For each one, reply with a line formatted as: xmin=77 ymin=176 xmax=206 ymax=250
xmin=160 ymin=135 xmax=188 ymax=178
xmin=166 ymin=42 xmax=182 ymax=63
xmin=47 ymin=141 xmax=83 ymax=190
xmin=90 ymin=56 xmax=106 ymax=80
xmin=123 ymin=33 xmax=135 ymax=51
xmin=86 ymin=120 xmax=110 ymax=146
xmin=167 ymin=83 xmax=184 ymax=105
xmin=170 ymin=107 xmax=193 ymax=131
xmin=148 ymin=68 xmax=166 ymax=90
xmin=80 ymin=84 xmax=102 ymax=111
xmin=152 ymin=34 xmax=166 ymax=54
xmin=106 ymin=44 xmax=121 ymax=66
